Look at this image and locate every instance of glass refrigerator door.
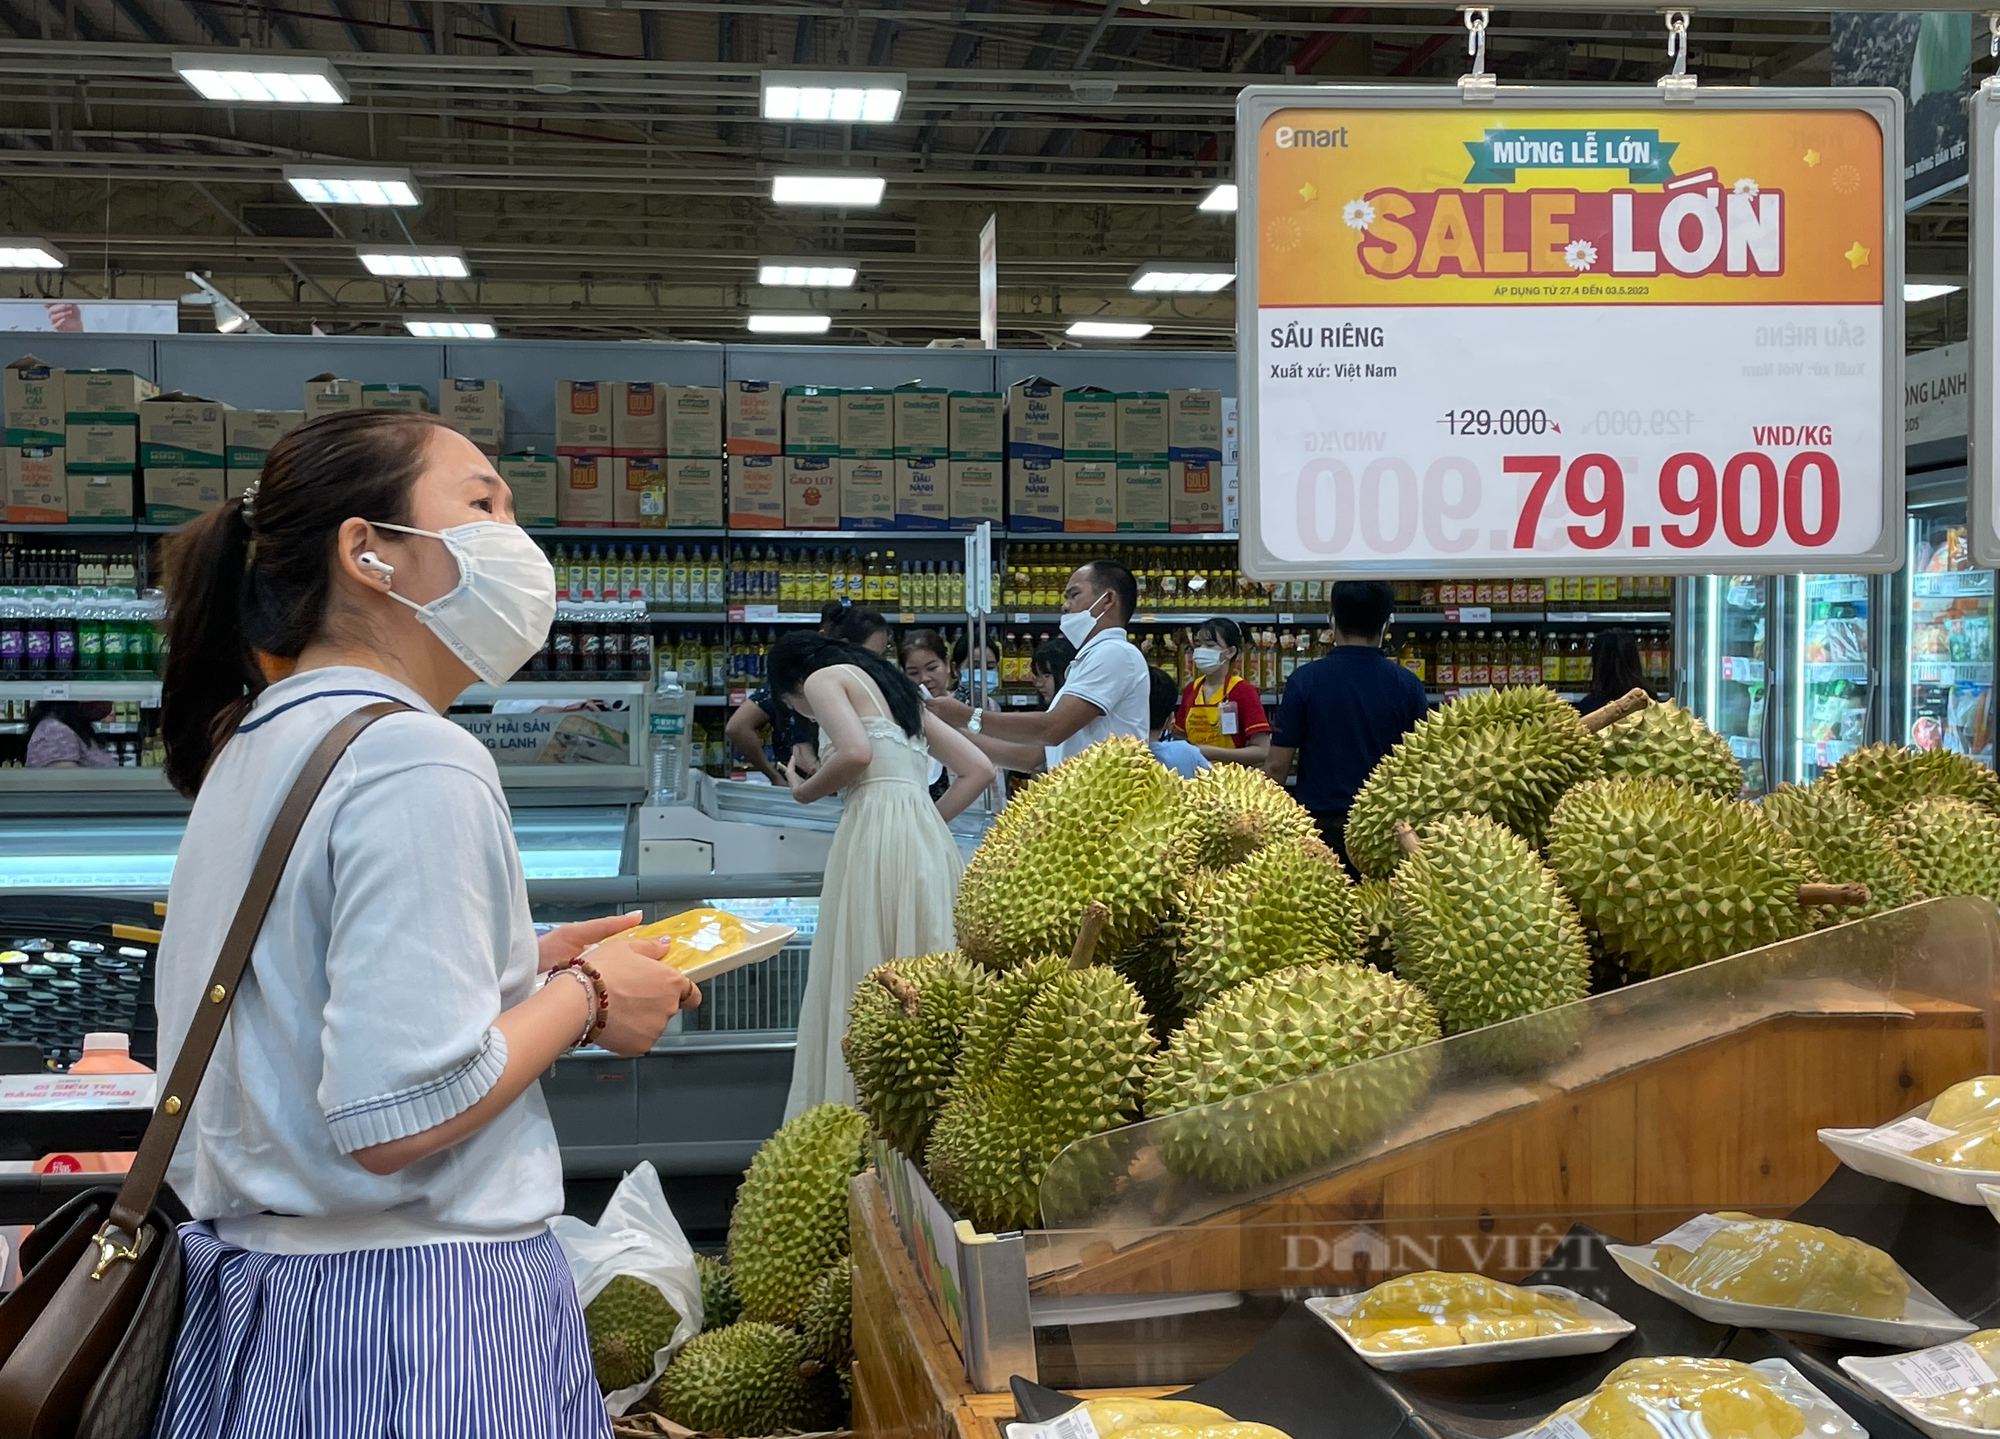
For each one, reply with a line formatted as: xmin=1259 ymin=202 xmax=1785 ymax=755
xmin=1792 ymin=573 xmax=1874 ymax=782
xmin=1903 ymin=510 xmax=1995 ymax=765
xmin=1692 ymin=575 xmax=1771 ymax=794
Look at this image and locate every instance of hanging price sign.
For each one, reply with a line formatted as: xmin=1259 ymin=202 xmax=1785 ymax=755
xmin=1237 ymin=87 xmax=1905 ymax=579
xmin=1968 ymin=87 xmax=2000 ymax=568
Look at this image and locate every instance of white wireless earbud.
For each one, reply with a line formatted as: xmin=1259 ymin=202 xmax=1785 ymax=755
xmin=357 ymin=551 xmax=396 ymax=584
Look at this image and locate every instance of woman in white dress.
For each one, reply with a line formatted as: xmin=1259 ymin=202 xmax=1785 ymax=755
xmin=769 ymin=630 xmax=995 ymax=1116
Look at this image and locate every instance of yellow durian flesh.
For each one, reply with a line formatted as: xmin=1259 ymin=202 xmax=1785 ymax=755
xmin=1078 ymin=1400 xmax=1235 ymax=1436
xmin=1118 ymin=1428 xmax=1292 ymax=1439
xmin=1913 ymin=1331 xmax=2000 ymax=1427
xmin=1927 ymin=1077 xmax=2000 ymax=1131
xmin=1911 ymin=1117 xmax=2000 ymax=1170
xmin=1340 ymin=1270 xmax=1590 ymax=1351
xmin=1652 ymin=1217 xmax=1907 ymax=1319
xmin=1548 ymin=1358 xmax=1805 ymax=1439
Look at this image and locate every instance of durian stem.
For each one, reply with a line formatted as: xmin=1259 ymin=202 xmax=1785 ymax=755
xmin=1798 ymin=882 xmax=1871 ymax=908
xmin=874 ymin=968 xmax=922 ymax=1018
xmin=1392 ymin=821 xmax=1422 ymax=856
xmin=1068 ymin=901 xmax=1112 ymax=971
xmin=1581 ymin=687 xmax=1653 ymax=733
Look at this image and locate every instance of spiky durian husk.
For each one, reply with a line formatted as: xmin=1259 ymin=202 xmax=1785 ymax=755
xmin=695 ymin=1254 xmax=740 ymax=1332
xmin=1144 ymin=963 xmax=1439 ymax=1191
xmin=843 ymin=952 xmax=991 ymax=1159
xmin=1354 ymin=879 xmax=1398 ymax=972
xmin=650 ymin=1322 xmax=835 ymax=1437
xmin=1889 ymin=797 xmax=2000 ymax=905
xmin=1179 ymin=763 xmax=1319 ymax=870
xmin=1389 ymin=813 xmax=1591 ymax=1034
xmin=1547 ymin=777 xmax=1814 ymax=978
xmin=1113 ymin=907 xmax=1188 ymax=1042
xmin=924 ymin=965 xmax=1154 ymax=1233
xmin=800 ymin=1261 xmax=853 ymax=1373
xmin=584 ymin=1273 xmax=682 ymax=1394
xmin=1345 ymin=687 xmax=1604 ymax=879
xmin=1598 ymin=699 xmax=1743 ymax=799
xmin=953 ymin=736 xmax=1192 ymax=969
xmin=725 ymin=1104 xmax=867 ymax=1327
xmin=1175 ymin=837 xmax=1360 ymax=1014
xmin=1827 ymin=743 xmax=2000 ymax=819
xmin=1762 ymin=783 xmax=1923 ymax=920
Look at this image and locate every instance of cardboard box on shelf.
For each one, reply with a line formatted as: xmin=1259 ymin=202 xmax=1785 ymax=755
xmin=1063 ymin=459 xmax=1116 ymax=532
xmin=838 ymin=390 xmax=894 ymax=458
xmin=618 ymin=454 xmax=665 ymax=526
xmin=224 ymin=410 xmax=305 ymax=469
xmin=1117 ymin=460 xmax=1169 ymax=533
xmin=665 ymin=455 xmax=723 ymax=528
xmin=362 ymin=383 xmax=429 ymax=412
xmin=728 ymin=453 xmax=783 ymax=526
xmin=303 ymin=374 xmax=362 ymax=418
xmin=143 ymin=465 xmax=224 ymax=525
xmin=1008 ymin=455 xmax=1062 ymax=531
xmin=725 ymin=380 xmax=782 ymax=455
xmin=612 ymin=382 xmax=668 ymax=454
xmin=896 ymin=456 xmax=948 ymax=530
xmin=64 ymin=419 xmax=136 ymax=471
xmin=1116 ymin=391 xmax=1169 ymax=460
xmin=3 ymin=356 xmax=63 ymax=446
xmin=665 ymin=386 xmax=724 ymax=457
xmin=1167 ymin=388 xmax=1223 ymax=460
xmin=949 ymin=458 xmax=1002 ymax=527
xmin=4 ymin=444 xmax=65 ymax=523
xmin=498 ymin=451 xmax=559 ymax=527
xmin=138 ymin=394 xmax=232 ymax=468
xmin=783 ymin=387 xmax=841 ymax=456
xmin=555 ymin=380 xmax=615 ymax=453
xmin=1004 ymin=376 xmax=1062 ymax=458
xmin=442 ymin=379 xmax=504 ymax=453
xmin=785 ymin=454 xmax=839 ymax=528
xmin=64 ymin=369 xmax=156 ymax=417
xmin=67 ymin=472 xmax=134 ymax=522
xmin=1170 ymin=458 xmax=1223 ymax=532
xmin=1222 ymin=462 xmax=1239 ymax=532
xmin=559 ymin=454 xmax=615 ymax=526
xmin=893 ymin=385 xmax=949 ymax=457
xmin=1062 ymin=387 xmax=1118 ymax=458
xmin=225 ymin=468 xmax=262 ymax=502
xmin=840 ymin=457 xmax=895 ymax=530
xmin=947 ymin=390 xmax=1003 ymax=460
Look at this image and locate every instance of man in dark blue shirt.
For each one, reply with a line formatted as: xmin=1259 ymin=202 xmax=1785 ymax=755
xmin=1265 ymin=580 xmax=1429 ymax=872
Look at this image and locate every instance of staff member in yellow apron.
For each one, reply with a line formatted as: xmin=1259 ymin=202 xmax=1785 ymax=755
xmin=1173 ymin=618 xmax=1272 ymax=766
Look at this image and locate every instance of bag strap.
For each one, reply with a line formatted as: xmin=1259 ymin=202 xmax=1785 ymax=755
xmin=106 ymin=701 xmax=411 ymax=1235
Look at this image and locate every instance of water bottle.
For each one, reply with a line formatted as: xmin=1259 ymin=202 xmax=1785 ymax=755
xmin=647 ymin=672 xmax=694 ymax=805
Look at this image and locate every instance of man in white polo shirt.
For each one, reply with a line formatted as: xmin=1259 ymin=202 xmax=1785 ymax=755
xmin=925 ymin=559 xmax=1149 ymax=772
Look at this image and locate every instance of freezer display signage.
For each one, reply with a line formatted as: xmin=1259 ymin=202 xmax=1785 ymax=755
xmin=1966 ymin=87 xmax=2000 ymax=568
xmin=1238 ymin=88 xmax=1905 ymax=579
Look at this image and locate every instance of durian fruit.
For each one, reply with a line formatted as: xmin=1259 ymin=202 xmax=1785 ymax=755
xmin=1344 ymin=686 xmax=1627 ymax=879
xmin=1761 ymin=782 xmax=1922 ymax=919
xmin=1176 ymin=837 xmax=1359 ymax=1013
xmin=1113 ymin=908 xmax=1188 ymax=1042
xmin=1889 ymin=796 xmax=2000 ymax=905
xmin=843 ymin=952 xmax=991 ymax=1159
xmin=1542 ymin=1357 xmax=1806 ymax=1439
xmin=1076 ymin=1400 xmax=1236 ymax=1434
xmin=651 ymin=1321 xmax=834 ymax=1437
xmin=1828 ymin=742 xmax=2000 ymax=818
xmin=1927 ymin=1076 xmax=2000 ymax=1130
xmin=1651 ymin=1212 xmax=1907 ymax=1318
xmin=954 ymin=736 xmax=1192 ymax=969
xmin=801 ymin=1260 xmax=853 ymax=1372
xmin=1179 ymin=763 xmax=1318 ymax=870
xmin=1388 ymin=815 xmax=1590 ymax=1035
xmin=1145 ymin=962 xmax=1439 ymax=1190
xmin=1336 ymin=1271 xmax=1592 ymax=1352
xmin=584 ymin=1273 xmax=682 ymax=1394
xmin=695 ymin=1253 xmax=740 ymax=1332
xmin=1547 ymin=777 xmax=1845 ymax=977
xmin=1354 ymin=879 xmax=1397 ymax=972
xmin=726 ymin=1103 xmax=868 ymax=1327
xmin=1597 ymin=698 xmax=1743 ymax=798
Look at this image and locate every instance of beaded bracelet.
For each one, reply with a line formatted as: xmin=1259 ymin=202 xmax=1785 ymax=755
xmin=559 ymin=956 xmax=612 ymax=1043
xmin=543 ymin=966 xmax=597 ymax=1049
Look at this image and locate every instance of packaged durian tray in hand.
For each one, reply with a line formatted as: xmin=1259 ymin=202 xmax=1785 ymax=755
xmin=1507 ymin=1356 xmax=1866 ymax=1439
xmin=1306 ymin=1271 xmax=1634 ymax=1371
xmin=1608 ymin=1212 xmax=1975 ymax=1344
xmin=1004 ymin=1397 xmax=1292 ymax=1439
xmin=1841 ymin=1329 xmax=2000 ymax=1439
xmin=1821 ymin=1076 xmax=2000 ymax=1206
xmin=598 ymin=908 xmax=797 ymax=984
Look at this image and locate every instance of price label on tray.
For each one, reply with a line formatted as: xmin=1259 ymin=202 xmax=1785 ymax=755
xmin=1884 ymin=1342 xmax=2000 ymax=1398
xmin=1237 ymin=90 xmax=1903 ymax=579
xmin=1007 ymin=1410 xmax=1103 ymax=1439
xmin=1520 ymin=1414 xmax=1594 ymax=1439
xmin=1650 ymin=1212 xmax=1741 ymax=1251
xmin=1867 ymin=1115 xmax=1958 ymax=1153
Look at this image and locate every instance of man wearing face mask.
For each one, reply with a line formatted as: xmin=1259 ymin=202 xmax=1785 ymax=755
xmin=925 ymin=560 xmax=1148 ymax=773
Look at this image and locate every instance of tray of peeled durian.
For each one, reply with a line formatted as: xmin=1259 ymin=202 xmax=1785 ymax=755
xmin=1840 ymin=1329 xmax=2000 ymax=1439
xmin=1004 ymin=1397 xmax=1289 ymax=1439
xmin=1507 ymin=1356 xmax=1867 ymax=1439
xmin=1821 ymin=1077 xmax=2000 ymax=1207
xmin=1607 ymin=1212 xmax=1975 ymax=1344
xmin=1304 ymin=1270 xmax=1634 ymax=1371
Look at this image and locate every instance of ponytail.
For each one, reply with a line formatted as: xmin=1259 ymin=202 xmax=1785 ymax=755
xmin=160 ymin=501 xmax=259 ymax=796
xmin=768 ymin=628 xmax=926 ymax=739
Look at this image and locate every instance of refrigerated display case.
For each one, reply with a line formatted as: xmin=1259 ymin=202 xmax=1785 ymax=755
xmin=1789 ymin=572 xmax=1876 ymax=782
xmin=1686 ymin=575 xmax=1772 ymax=795
xmin=1898 ymin=504 xmax=1995 ymax=764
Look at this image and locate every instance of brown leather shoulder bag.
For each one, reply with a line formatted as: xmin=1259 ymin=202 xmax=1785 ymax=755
xmin=0 ymin=700 xmax=409 ymax=1439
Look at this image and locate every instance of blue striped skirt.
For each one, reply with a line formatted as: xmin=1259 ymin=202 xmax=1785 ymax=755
xmin=152 ymin=1223 xmax=612 ymax=1439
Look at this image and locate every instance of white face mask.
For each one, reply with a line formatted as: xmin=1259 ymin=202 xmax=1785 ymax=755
xmin=372 ymin=521 xmax=557 ymax=686
xmin=1059 ymin=594 xmax=1109 ymax=648
xmin=963 ymin=667 xmax=1001 ymax=693
xmin=1192 ymin=646 xmax=1226 ymax=674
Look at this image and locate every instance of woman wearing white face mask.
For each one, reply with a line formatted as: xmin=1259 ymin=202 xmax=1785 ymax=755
xmin=148 ymin=412 xmax=699 ymax=1439
xmin=1172 ymin=617 xmax=1273 ymax=767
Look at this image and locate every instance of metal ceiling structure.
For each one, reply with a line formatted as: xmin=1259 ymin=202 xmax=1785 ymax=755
xmin=0 ymin=2 xmax=1964 ymax=345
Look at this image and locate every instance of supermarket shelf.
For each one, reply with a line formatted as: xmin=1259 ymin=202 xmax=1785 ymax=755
xmin=1004 ymin=531 xmax=1239 ymax=544
xmin=1803 ymin=662 xmax=1869 ymax=683
xmin=1911 ymin=662 xmax=1997 ymax=683
xmin=532 ymin=527 xmax=728 ymax=540
xmin=1397 ymin=607 xmax=1668 ymax=626
xmin=647 ymin=610 xmax=731 ymax=622
xmin=994 ymin=610 xmax=1306 ymax=625
xmin=457 ymin=680 xmax=645 ymax=703
xmin=0 ymin=767 xmax=172 ymax=793
xmin=0 ymin=679 xmax=160 ymax=701
xmin=0 ymin=523 xmax=148 ymax=536
xmin=728 ymin=608 xmax=969 ymax=625
xmin=1913 ymin=571 xmax=1996 ymax=597
xmin=728 ymin=529 xmax=976 ymax=542
xmin=1541 ymin=610 xmax=1672 ymax=624
xmin=1727 ymin=734 xmax=1765 ymax=760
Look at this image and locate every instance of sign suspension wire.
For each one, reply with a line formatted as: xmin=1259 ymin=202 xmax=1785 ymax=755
xmin=1458 ymin=8 xmax=1496 ymax=100
xmin=1658 ymin=10 xmax=1697 ymax=98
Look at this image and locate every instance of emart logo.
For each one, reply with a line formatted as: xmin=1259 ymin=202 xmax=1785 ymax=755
xmin=1274 ymin=123 xmax=1351 ymax=150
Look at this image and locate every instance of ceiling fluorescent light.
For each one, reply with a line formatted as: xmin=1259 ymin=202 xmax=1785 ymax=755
xmin=358 ymin=246 xmax=470 ymax=279
xmin=0 ymin=240 xmax=66 ymax=270
xmin=762 ymin=70 xmax=906 ymax=124
xmin=283 ymin=165 xmax=421 ymax=207
xmin=1904 ymin=282 xmax=1962 ymax=303
xmin=174 ymin=52 xmax=348 ymax=104
xmin=1197 ymin=184 xmax=1239 ymax=213
xmin=403 ymin=315 xmax=496 ymax=339
xmin=1066 ymin=320 xmax=1154 ymax=340
xmin=1130 ymin=263 xmax=1234 ymax=294
xmin=770 ymin=174 xmax=885 ymax=207
xmin=747 ymin=313 xmax=832 ymax=335
xmin=758 ymin=260 xmax=859 ymax=288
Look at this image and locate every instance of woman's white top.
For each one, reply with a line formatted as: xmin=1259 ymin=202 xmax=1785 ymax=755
xmin=154 ymin=666 xmax=559 ymax=1252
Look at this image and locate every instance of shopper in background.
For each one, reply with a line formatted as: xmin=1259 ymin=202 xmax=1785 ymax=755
xmin=1578 ymin=626 xmax=1652 ymax=713
xmin=951 ymin=632 xmax=1002 ymax=704
xmin=768 ymin=629 xmax=994 ymax=1116
xmin=24 ymin=699 xmax=117 ymax=768
xmin=899 ymin=628 xmax=955 ymax=702
xmin=928 ymin=560 xmax=1149 ymax=774
xmin=1146 ymin=667 xmax=1210 ymax=778
xmin=151 ymin=410 xmax=698 ymax=1439
xmin=1265 ymin=580 xmax=1427 ymax=871
xmin=825 ymin=599 xmax=889 ymax=652
xmin=724 ymin=601 xmax=889 ymax=782
xmin=1030 ymin=636 xmax=1077 ymax=708
xmin=1173 ymin=617 xmax=1272 ymax=767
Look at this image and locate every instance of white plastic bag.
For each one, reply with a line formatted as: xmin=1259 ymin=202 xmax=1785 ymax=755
xmin=549 ymin=1161 xmax=704 ymax=1416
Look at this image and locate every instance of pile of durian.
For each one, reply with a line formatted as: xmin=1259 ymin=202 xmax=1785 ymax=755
xmin=847 ymin=691 xmax=2000 ymax=1235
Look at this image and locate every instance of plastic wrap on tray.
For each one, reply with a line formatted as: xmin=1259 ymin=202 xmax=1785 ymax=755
xmin=1649 ymin=1212 xmax=1907 ymax=1318
xmin=1515 ymin=1357 xmax=1865 ymax=1439
xmin=1007 ymin=1399 xmax=1292 ymax=1439
xmin=1841 ymin=1329 xmax=2000 ymax=1437
xmin=1331 ymin=1272 xmax=1595 ymax=1352
xmin=602 ymin=907 xmax=796 ymax=981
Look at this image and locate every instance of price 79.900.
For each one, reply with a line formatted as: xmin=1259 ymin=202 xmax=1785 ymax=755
xmin=1507 ymin=450 xmax=1839 ymax=550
